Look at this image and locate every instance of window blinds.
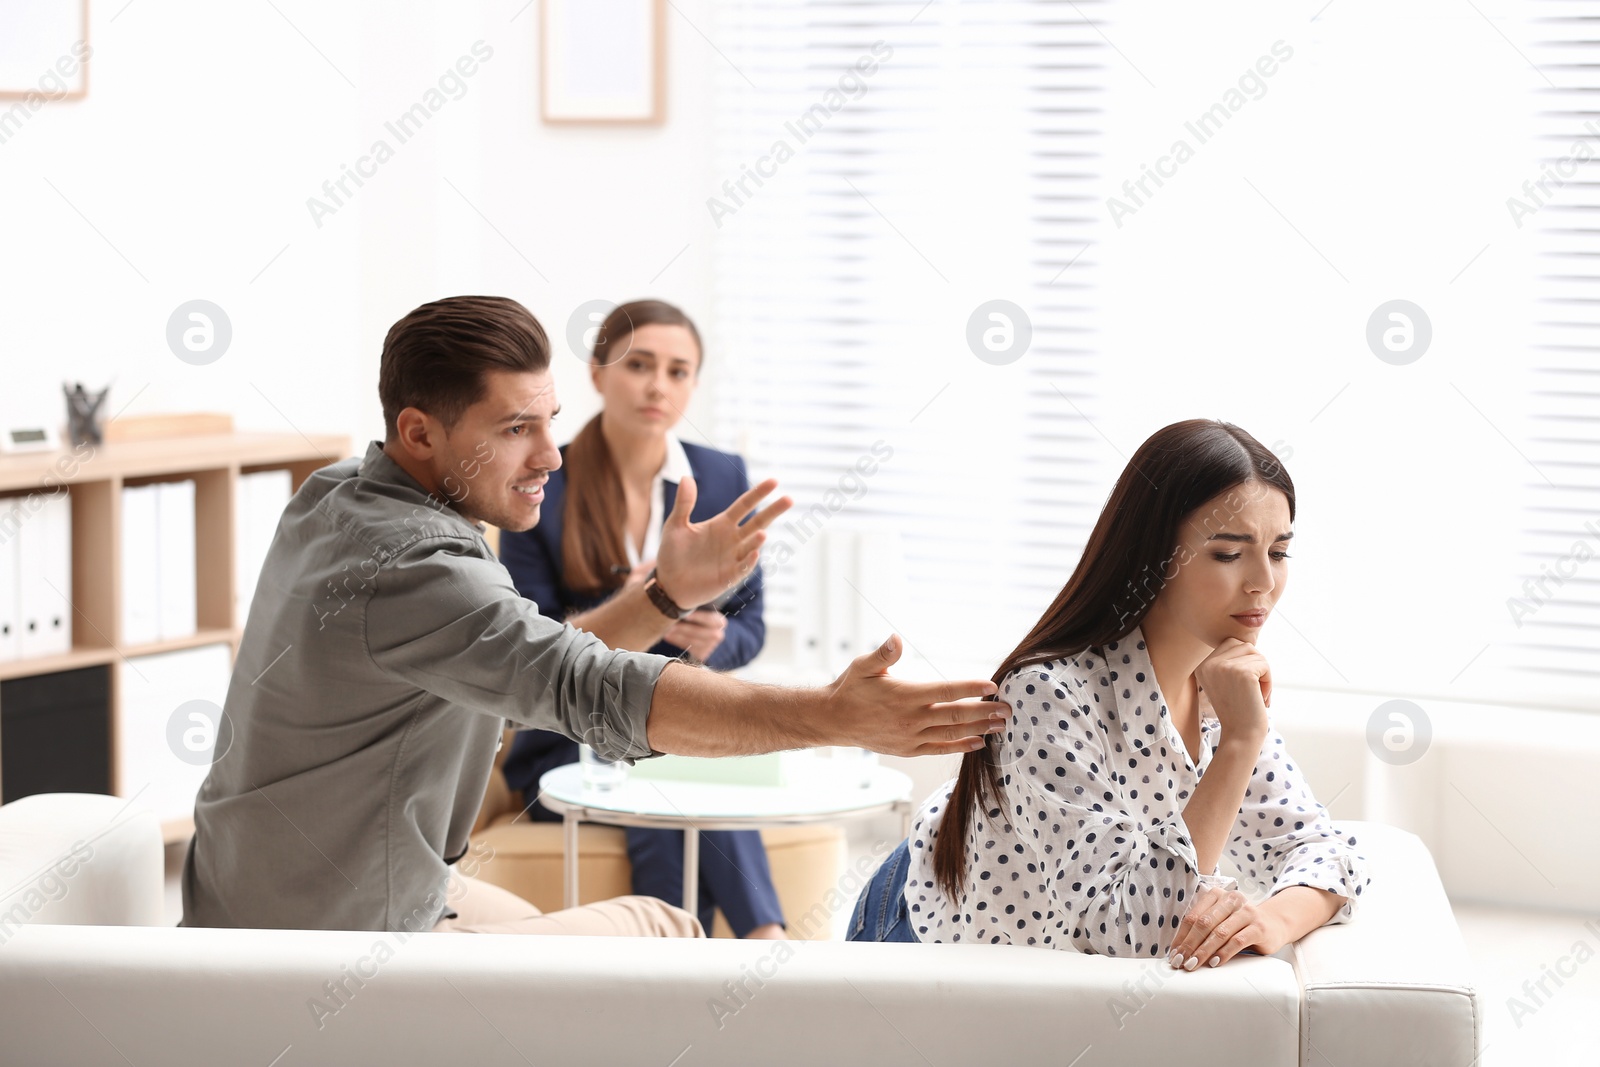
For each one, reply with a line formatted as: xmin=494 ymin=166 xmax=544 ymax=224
xmin=709 ymin=0 xmax=1111 ymax=673
xmin=1506 ymin=6 xmax=1600 ymax=693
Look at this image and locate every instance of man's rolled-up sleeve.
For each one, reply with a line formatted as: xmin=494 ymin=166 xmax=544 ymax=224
xmin=365 ymin=536 xmax=669 ymax=762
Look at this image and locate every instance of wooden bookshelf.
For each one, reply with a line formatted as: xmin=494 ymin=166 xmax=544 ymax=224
xmin=0 ymin=431 xmax=349 ymax=843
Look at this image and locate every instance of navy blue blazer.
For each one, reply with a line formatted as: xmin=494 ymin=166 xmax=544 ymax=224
xmin=497 ymin=439 xmax=766 ymax=671
xmin=498 ymin=440 xmax=767 ymax=804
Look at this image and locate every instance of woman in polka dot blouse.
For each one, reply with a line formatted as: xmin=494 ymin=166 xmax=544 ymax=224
xmin=847 ymin=418 xmax=1370 ymax=971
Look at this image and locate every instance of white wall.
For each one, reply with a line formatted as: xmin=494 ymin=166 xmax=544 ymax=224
xmin=1091 ymin=2 xmax=1541 ymax=708
xmin=0 ymin=0 xmax=726 ymax=460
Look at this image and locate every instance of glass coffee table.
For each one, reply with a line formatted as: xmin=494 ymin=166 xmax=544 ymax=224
xmin=537 ymin=755 xmax=914 ymax=911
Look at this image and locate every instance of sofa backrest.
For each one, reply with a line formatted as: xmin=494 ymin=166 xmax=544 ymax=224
xmin=0 ymin=923 xmax=1304 ymax=1067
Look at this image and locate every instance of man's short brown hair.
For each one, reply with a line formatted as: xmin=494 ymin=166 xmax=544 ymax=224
xmin=378 ymin=295 xmax=550 ymax=442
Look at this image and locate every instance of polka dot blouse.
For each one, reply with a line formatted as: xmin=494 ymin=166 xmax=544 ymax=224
xmin=902 ymin=624 xmax=1371 ymax=955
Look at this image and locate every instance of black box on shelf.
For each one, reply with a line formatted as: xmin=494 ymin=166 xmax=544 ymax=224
xmin=1 ymin=665 xmax=111 ymax=803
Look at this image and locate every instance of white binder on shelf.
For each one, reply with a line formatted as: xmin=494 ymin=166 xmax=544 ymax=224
xmin=120 ymin=484 xmax=161 ymax=646
xmin=116 ymin=643 xmax=232 ymax=824
xmin=852 ymin=528 xmax=905 ymax=666
xmin=39 ymin=491 xmax=72 ymax=656
xmin=823 ymin=526 xmax=859 ymax=676
xmin=156 ymin=480 xmax=197 ymax=640
xmin=0 ymin=499 xmax=20 ymax=662
xmin=791 ymin=537 xmax=827 ymax=676
xmin=792 ymin=524 xmax=909 ymax=679
xmin=235 ymin=469 xmax=291 ymax=627
xmin=17 ymin=490 xmax=72 ymax=659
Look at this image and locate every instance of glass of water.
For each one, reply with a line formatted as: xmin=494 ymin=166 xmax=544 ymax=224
xmin=832 ymin=746 xmax=878 ymax=788
xmin=579 ymin=744 xmax=629 ymax=791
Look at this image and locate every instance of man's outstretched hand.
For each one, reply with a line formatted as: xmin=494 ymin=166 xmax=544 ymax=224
xmin=824 ymin=634 xmax=1006 ymax=757
xmin=655 ymin=475 xmax=792 ymax=608
xmin=643 ymin=631 xmax=1007 ymax=759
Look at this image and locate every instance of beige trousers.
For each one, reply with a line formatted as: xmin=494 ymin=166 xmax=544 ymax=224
xmin=430 ymin=872 xmax=704 ymax=937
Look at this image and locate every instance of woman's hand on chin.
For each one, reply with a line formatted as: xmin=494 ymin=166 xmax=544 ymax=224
xmin=1193 ymin=638 xmax=1272 ymax=739
xmin=1166 ymin=883 xmax=1287 ymax=971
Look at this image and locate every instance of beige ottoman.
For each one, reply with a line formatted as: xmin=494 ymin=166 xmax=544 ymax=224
xmin=469 ymin=749 xmax=848 ymax=939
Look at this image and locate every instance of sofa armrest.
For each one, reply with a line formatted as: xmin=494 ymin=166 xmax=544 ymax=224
xmin=1290 ymin=820 xmax=1480 ymax=1067
xmin=0 ymin=793 xmax=165 ymax=931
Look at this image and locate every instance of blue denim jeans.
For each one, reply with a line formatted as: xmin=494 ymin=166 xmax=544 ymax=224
xmin=846 ymin=838 xmax=920 ymax=943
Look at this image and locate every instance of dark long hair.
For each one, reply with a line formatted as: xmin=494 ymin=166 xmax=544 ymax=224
xmin=931 ymin=419 xmax=1295 ymax=900
xmin=561 ymin=300 xmax=705 ymax=595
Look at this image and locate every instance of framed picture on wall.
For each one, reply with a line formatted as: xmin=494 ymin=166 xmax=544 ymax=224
xmin=541 ymin=0 xmax=664 ymax=125
xmin=0 ymin=0 xmax=90 ymax=101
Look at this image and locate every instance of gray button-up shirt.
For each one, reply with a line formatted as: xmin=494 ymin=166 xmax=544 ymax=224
xmin=181 ymin=441 xmax=668 ymax=931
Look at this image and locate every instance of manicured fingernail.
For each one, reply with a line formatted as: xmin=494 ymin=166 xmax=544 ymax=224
xmin=1208 ymin=956 xmax=1220 ymax=968
xmin=1183 ymin=956 xmax=1198 ymax=971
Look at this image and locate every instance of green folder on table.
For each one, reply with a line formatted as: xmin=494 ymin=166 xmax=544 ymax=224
xmin=629 ymin=751 xmax=796 ymax=787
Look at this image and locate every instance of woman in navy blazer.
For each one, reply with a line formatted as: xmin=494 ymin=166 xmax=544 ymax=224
xmin=498 ymin=299 xmax=784 ymax=938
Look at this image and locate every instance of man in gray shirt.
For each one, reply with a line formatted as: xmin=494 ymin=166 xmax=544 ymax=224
xmin=182 ymin=295 xmax=1003 ymax=936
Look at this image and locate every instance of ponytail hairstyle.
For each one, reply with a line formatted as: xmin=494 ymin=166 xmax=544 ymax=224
xmin=561 ymin=300 xmax=705 ymax=595
xmin=931 ymin=419 xmax=1295 ymax=900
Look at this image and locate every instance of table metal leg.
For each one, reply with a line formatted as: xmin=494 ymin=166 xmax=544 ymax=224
xmin=682 ymin=825 xmax=699 ymax=918
xmin=563 ymin=811 xmax=580 ymax=910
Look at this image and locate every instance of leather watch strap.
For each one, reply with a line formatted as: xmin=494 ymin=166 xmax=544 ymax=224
xmin=644 ymin=569 xmax=691 ymax=620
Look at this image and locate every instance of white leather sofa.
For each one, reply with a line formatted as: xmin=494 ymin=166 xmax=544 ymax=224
xmin=0 ymin=792 xmax=1479 ymax=1066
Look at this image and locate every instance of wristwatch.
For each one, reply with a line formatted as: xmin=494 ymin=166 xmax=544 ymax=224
xmin=643 ymin=569 xmax=692 ymax=620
